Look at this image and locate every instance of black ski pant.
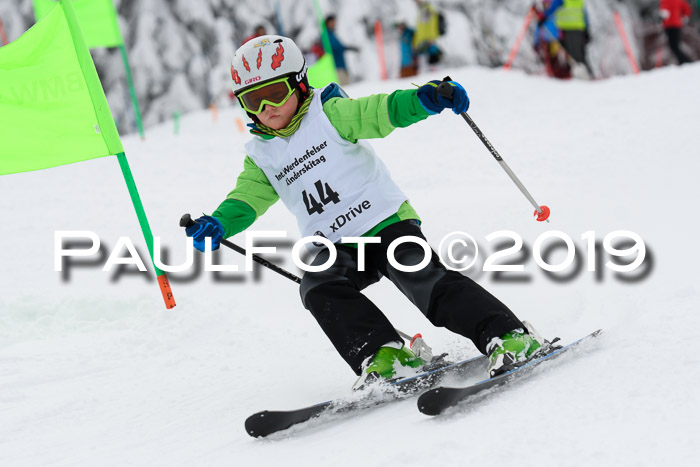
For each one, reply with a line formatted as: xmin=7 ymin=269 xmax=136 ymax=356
xmin=299 ymin=220 xmax=525 ymax=375
xmin=665 ymin=27 xmax=691 ymax=65
xmin=561 ymin=30 xmax=593 ymax=76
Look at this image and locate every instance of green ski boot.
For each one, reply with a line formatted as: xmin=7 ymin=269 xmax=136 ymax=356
xmin=486 ymin=328 xmax=542 ymax=377
xmin=352 ymin=343 xmax=425 ymax=390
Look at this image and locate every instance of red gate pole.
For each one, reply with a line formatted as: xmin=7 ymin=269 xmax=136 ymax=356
xmin=0 ymin=18 xmax=9 ymax=46
xmin=613 ymin=11 xmax=640 ymax=74
xmin=504 ymin=7 xmax=536 ymax=70
xmin=375 ymin=20 xmax=387 ymax=80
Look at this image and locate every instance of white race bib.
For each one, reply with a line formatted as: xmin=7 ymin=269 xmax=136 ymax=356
xmin=245 ymin=88 xmax=408 ymax=245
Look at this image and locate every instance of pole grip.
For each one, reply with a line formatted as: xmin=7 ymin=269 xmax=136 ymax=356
xmin=180 ymin=213 xmax=195 ymax=228
xmin=436 ymin=76 xmax=454 ymax=100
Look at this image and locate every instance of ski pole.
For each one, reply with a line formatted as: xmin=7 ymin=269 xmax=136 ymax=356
xmin=180 ymin=213 xmax=434 ymax=358
xmin=395 ymin=329 xmax=433 ymax=361
xmin=180 ymin=213 xmax=302 ymax=284
xmin=436 ymin=77 xmax=551 ymax=222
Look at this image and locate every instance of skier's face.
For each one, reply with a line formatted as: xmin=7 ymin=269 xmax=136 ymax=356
xmin=257 ymin=90 xmax=299 ymax=130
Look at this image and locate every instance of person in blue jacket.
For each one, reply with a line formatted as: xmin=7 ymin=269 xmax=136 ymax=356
xmin=396 ymin=21 xmax=418 ymax=77
xmin=537 ymin=0 xmax=594 ymax=78
xmin=325 ymin=15 xmax=359 ymax=85
xmin=534 ymin=0 xmax=570 ymax=78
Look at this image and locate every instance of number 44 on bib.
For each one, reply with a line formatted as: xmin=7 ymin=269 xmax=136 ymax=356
xmin=302 ymin=180 xmax=341 ymax=215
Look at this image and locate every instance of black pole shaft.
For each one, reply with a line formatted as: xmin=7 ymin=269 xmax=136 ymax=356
xmin=180 ymin=213 xmax=302 ymax=284
xmin=458 ymin=111 xmax=503 ymax=162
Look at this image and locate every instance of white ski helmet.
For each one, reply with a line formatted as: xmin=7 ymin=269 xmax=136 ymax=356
xmin=230 ymin=35 xmax=309 ymax=98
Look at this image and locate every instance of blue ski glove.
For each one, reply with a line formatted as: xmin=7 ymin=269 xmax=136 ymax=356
xmin=185 ymin=215 xmax=224 ymax=252
xmin=417 ymin=80 xmax=470 ymax=115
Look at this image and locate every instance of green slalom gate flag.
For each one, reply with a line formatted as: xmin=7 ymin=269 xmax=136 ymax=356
xmin=307 ymin=0 xmax=338 ymax=88
xmin=0 ymin=0 xmax=175 ymax=308
xmin=308 ymin=54 xmax=339 ymax=89
xmin=1 ymin=1 xmax=121 ymax=174
xmin=33 ymin=0 xmax=123 ymax=48
xmin=32 ymin=0 xmax=145 ymax=139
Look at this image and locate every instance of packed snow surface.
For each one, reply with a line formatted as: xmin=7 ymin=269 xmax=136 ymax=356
xmin=1 ymin=64 xmax=698 ymax=466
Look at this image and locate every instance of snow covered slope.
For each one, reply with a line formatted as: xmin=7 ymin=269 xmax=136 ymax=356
xmin=1 ymin=64 xmax=698 ymax=466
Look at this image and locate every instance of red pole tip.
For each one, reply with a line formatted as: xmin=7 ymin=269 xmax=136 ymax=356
xmin=534 ymin=205 xmax=551 ymax=222
xmin=158 ymin=274 xmax=176 ymax=309
xmin=410 ymin=333 xmax=423 ymax=349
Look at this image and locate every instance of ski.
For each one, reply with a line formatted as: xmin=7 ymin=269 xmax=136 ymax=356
xmin=417 ymin=329 xmax=602 ymax=416
xmin=244 ymin=353 xmax=488 ymax=438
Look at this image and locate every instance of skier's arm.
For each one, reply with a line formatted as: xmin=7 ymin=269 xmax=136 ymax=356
xmin=322 ymin=89 xmax=432 ymax=143
xmin=211 ymin=155 xmax=279 ymax=238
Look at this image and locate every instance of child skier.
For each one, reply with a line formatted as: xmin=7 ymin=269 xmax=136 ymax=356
xmin=186 ymin=35 xmax=542 ymax=387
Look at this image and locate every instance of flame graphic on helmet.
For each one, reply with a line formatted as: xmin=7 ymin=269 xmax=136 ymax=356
xmin=242 ymin=55 xmax=250 ymax=72
xmin=271 ymin=43 xmax=285 ymax=70
xmin=231 ymin=66 xmax=241 ymax=85
xmin=256 ymin=49 xmax=263 ymax=69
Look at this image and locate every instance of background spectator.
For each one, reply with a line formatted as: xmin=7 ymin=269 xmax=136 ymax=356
xmin=243 ymin=25 xmax=267 ymax=45
xmin=539 ymin=0 xmax=594 ymax=78
xmin=659 ymin=0 xmax=693 ymax=64
xmin=534 ymin=1 xmax=571 ymax=78
xmin=325 ymin=15 xmax=359 ymax=85
xmin=396 ymin=21 xmax=418 ymax=77
xmin=413 ymin=0 xmax=442 ymax=66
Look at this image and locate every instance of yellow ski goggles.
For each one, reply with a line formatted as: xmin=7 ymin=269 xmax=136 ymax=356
xmin=237 ymin=77 xmax=295 ymax=114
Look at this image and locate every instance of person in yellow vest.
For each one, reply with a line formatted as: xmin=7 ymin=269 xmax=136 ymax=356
xmin=538 ymin=0 xmax=593 ymax=78
xmin=413 ymin=0 xmax=443 ymax=66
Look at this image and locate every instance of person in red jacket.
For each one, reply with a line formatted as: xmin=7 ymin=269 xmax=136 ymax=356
xmin=660 ymin=0 xmax=693 ymax=64
xmin=243 ymin=25 xmax=267 ymax=45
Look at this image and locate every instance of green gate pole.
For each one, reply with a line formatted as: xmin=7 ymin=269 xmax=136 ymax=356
xmin=116 ymin=152 xmax=175 ymax=308
xmin=119 ymin=44 xmax=145 ymax=139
